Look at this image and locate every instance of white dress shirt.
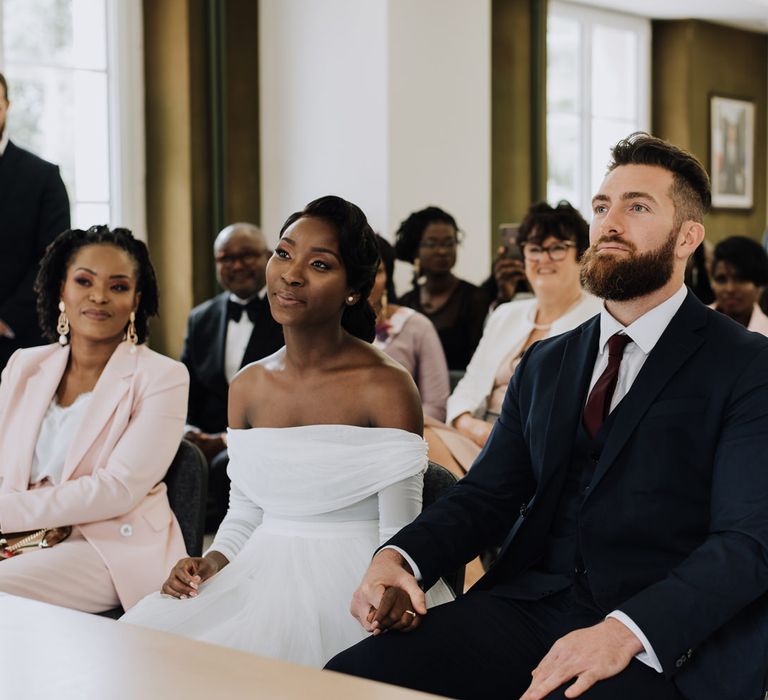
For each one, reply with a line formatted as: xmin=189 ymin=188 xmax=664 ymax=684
xmin=29 ymin=392 xmax=93 ymax=485
xmin=224 ymin=288 xmax=266 ymax=383
xmin=391 ymin=285 xmax=689 ymax=673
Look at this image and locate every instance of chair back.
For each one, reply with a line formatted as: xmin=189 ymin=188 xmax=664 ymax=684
xmin=164 ymin=439 xmax=209 ymax=557
xmin=423 ymin=461 xmax=464 ymax=596
xmin=99 ymin=439 xmax=208 ymax=618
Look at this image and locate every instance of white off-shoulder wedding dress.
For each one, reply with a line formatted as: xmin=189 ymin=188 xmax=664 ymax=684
xmin=122 ymin=425 xmax=453 ymax=667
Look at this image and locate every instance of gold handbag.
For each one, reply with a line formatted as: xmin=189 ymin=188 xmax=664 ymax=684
xmin=0 ymin=527 xmax=72 ymax=559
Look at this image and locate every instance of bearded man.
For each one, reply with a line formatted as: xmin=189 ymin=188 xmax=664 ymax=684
xmin=326 ymin=133 xmax=768 ymax=700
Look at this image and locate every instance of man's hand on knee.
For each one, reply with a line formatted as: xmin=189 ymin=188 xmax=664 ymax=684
xmin=350 ymin=548 xmax=427 ymax=634
xmin=519 ymin=617 xmax=643 ymax=699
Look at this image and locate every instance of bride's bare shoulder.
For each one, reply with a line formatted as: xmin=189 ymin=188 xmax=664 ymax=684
xmin=232 ymin=348 xmax=285 ymax=385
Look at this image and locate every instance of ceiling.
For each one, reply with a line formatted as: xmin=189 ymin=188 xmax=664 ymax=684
xmin=566 ymin=0 xmax=768 ymax=33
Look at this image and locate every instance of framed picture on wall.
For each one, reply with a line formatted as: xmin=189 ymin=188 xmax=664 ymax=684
xmin=710 ymin=96 xmax=755 ymax=209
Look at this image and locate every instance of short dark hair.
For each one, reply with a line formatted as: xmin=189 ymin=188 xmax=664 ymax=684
xmin=394 ymin=206 xmax=460 ymax=263
xmin=712 ymin=235 xmax=768 ymax=287
xmin=0 ymin=72 xmax=7 ymax=102
xmin=518 ymin=200 xmax=590 ymax=258
xmin=608 ymin=132 xmax=711 ymax=227
xmin=279 ymin=196 xmax=380 ymax=342
xmin=35 ymin=226 xmax=160 ymax=344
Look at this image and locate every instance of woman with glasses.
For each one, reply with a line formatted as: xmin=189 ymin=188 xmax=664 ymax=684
xmin=424 ymin=201 xmax=602 ymax=477
xmin=395 ymin=207 xmax=491 ymax=372
xmin=709 ymin=235 xmax=768 ymax=334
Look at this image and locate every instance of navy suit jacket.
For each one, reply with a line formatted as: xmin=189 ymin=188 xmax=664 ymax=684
xmin=180 ymin=292 xmax=283 ymax=434
xmin=0 ymin=140 xmax=70 ymax=349
xmin=389 ymin=291 xmax=768 ymax=700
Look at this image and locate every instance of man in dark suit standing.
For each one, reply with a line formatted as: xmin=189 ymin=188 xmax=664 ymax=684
xmin=326 ymin=134 xmax=768 ymax=700
xmin=181 ymin=222 xmax=283 ymax=529
xmin=0 ymin=72 xmax=70 ymax=370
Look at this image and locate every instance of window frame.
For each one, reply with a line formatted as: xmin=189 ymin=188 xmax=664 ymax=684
xmin=0 ymin=0 xmax=146 ymax=239
xmin=547 ymin=0 xmax=651 ymax=215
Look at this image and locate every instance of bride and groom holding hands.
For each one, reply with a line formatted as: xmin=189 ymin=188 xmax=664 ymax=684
xmin=16 ymin=133 xmax=760 ymax=700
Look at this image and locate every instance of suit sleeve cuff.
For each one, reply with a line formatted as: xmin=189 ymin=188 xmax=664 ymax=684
xmin=381 ymin=545 xmax=423 ymax=582
xmin=607 ymin=610 xmax=663 ymax=673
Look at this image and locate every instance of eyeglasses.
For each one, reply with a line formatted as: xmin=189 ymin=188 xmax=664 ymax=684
xmin=215 ymin=251 xmax=265 ymax=267
xmin=419 ymin=239 xmax=458 ymax=251
xmin=522 ymin=241 xmax=576 ymax=262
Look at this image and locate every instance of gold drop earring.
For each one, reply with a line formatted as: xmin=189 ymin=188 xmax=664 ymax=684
xmin=57 ymin=300 xmax=70 ymax=346
xmin=126 ymin=311 xmax=138 ymax=351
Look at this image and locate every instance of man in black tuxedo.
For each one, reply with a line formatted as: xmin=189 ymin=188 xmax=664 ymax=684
xmin=0 ymin=72 xmax=70 ymax=370
xmin=181 ymin=222 xmax=283 ymax=529
xmin=326 ymin=134 xmax=768 ymax=700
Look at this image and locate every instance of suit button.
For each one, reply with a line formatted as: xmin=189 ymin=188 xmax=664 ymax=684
xmin=675 ymin=655 xmax=687 ymax=668
xmin=120 ymin=524 xmax=133 ymax=537
xmin=573 ymin=565 xmax=587 ymax=575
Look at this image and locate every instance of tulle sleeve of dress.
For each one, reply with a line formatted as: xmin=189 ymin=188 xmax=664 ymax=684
xmin=377 ymin=470 xmax=425 ymax=545
xmin=205 ymin=480 xmax=263 ymax=562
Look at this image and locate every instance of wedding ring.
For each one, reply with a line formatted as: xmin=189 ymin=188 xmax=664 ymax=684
xmin=404 ymin=609 xmax=417 ymax=618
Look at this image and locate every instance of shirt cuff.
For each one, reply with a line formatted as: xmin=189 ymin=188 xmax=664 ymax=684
xmin=607 ymin=610 xmax=663 ymax=673
xmin=381 ymin=545 xmax=423 ymax=582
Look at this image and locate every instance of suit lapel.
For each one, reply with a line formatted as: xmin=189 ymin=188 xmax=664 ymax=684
xmin=587 ymin=293 xmax=708 ymax=494
xmin=4 ymin=347 xmax=69 ymax=492
xmin=537 ymin=317 xmax=600 ymax=487
xmin=61 ymin=342 xmax=136 ymax=481
xmin=0 ymin=141 xmax=20 ymax=202
xmin=213 ymin=293 xmax=229 ymax=377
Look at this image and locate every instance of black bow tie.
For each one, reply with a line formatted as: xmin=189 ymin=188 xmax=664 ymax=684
xmin=227 ymin=298 xmax=260 ymax=323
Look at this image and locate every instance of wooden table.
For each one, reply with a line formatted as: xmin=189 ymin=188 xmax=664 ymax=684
xmin=0 ymin=594 xmax=443 ymax=699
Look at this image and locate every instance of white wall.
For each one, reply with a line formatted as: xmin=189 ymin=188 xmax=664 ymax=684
xmin=260 ymin=0 xmax=491 ymax=292
xmin=259 ymin=0 xmax=389 ymax=243
xmin=388 ymin=0 xmax=491 ymax=288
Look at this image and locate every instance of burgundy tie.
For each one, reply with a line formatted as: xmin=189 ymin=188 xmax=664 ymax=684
xmin=583 ymin=333 xmax=631 ymax=438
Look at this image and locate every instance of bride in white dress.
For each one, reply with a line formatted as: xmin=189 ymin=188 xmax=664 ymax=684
xmin=122 ymin=196 xmax=453 ymax=667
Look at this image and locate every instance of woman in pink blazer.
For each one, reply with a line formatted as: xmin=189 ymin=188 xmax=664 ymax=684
xmin=0 ymin=226 xmax=188 ymax=612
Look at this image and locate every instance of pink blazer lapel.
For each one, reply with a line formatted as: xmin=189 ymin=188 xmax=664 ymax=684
xmin=61 ymin=342 xmax=137 ymax=482
xmin=1 ymin=347 xmax=70 ymax=493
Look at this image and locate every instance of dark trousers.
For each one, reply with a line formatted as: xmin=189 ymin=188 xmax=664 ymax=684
xmin=325 ymin=588 xmax=684 ymax=700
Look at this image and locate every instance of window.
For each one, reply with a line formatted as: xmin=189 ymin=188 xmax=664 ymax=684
xmin=547 ymin=1 xmax=650 ymax=215
xmin=0 ymin=0 xmax=145 ymax=235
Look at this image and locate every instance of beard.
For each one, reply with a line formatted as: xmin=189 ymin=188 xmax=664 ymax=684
xmin=580 ymin=228 xmax=677 ymax=301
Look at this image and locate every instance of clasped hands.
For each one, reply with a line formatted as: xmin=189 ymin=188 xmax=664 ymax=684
xmin=352 ymin=550 xmax=643 ymax=698
xmin=351 ymin=548 xmax=425 ymax=635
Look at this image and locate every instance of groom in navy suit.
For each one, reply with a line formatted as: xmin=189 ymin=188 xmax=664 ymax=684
xmin=326 ymin=134 xmax=768 ymax=700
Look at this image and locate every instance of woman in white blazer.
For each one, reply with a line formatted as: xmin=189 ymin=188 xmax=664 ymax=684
xmin=0 ymin=226 xmax=188 ymax=612
xmin=426 ymin=202 xmax=602 ymax=476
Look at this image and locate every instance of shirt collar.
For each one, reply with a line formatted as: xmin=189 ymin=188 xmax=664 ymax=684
xmin=598 ymin=284 xmax=688 ymax=356
xmin=0 ymin=133 xmax=8 ymax=156
xmin=228 ymin=286 xmax=267 ymax=305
